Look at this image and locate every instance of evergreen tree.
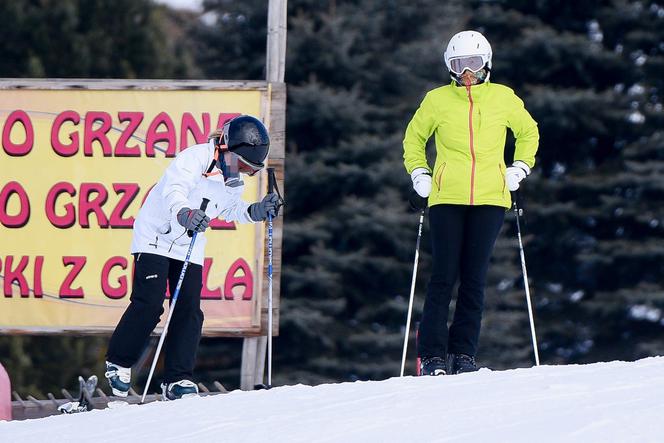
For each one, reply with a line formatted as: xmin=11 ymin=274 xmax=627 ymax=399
xmin=0 ymin=0 xmax=199 ymax=78
xmin=2 ymin=0 xmax=663 ymax=395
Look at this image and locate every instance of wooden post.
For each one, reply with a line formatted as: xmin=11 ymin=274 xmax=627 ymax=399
xmin=266 ymin=0 xmax=287 ymax=83
xmin=241 ymin=0 xmax=287 ymax=390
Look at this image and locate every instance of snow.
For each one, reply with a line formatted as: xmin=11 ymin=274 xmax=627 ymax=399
xmin=629 ymin=305 xmax=662 ymax=322
xmin=3 ymin=357 xmax=664 ymax=442
xmin=153 ymin=0 xmax=203 ymax=11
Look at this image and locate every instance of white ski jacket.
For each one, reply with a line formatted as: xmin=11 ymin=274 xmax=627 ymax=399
xmin=131 ymin=141 xmax=255 ymax=265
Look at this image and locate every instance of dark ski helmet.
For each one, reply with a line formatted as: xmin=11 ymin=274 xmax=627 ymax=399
xmin=221 ymin=115 xmax=270 ymax=173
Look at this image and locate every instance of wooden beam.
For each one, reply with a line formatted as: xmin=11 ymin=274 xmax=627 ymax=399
xmin=0 ymin=79 xmax=268 ymax=90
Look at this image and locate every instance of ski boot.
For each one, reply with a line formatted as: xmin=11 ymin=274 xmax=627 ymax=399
xmin=161 ymin=380 xmax=199 ymax=400
xmin=420 ymin=356 xmax=447 ymax=376
xmin=448 ymin=353 xmax=479 ymax=374
xmin=104 ymin=361 xmax=131 ymax=397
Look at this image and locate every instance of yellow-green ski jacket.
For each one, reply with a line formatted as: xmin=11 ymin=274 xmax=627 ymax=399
xmin=403 ymin=81 xmax=539 ymax=209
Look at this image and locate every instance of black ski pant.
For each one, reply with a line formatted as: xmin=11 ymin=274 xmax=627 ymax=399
xmin=107 ymin=252 xmax=203 ymax=383
xmin=417 ymin=204 xmax=505 ymax=359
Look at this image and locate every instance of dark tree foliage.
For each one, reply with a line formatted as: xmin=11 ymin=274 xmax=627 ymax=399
xmin=195 ymin=0 xmax=664 ymax=385
xmin=0 ymin=0 xmax=199 ymax=78
xmin=1 ymin=0 xmax=663 ymax=395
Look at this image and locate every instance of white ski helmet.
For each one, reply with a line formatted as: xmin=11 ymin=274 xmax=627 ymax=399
xmin=443 ymin=30 xmax=492 ymax=82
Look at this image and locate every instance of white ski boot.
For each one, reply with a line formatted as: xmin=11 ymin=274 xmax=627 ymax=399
xmin=104 ymin=361 xmax=131 ymax=397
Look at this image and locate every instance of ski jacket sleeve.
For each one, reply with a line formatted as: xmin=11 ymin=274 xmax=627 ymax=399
xmin=219 ymin=192 xmax=255 ymax=224
xmin=507 ymin=94 xmax=539 ymax=169
xmin=403 ymin=92 xmax=437 ymax=175
xmin=161 ymin=147 xmax=208 ymax=216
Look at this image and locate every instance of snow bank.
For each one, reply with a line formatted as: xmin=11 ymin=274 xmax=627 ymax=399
xmin=2 ymin=357 xmax=664 ymax=442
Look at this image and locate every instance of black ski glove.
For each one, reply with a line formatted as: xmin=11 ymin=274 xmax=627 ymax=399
xmin=177 ymin=207 xmax=210 ymax=232
xmin=248 ymin=193 xmax=280 ymax=221
xmin=408 ymin=190 xmax=428 ymax=212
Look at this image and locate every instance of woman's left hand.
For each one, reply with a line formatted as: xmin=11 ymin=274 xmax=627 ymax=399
xmin=505 ymin=161 xmax=531 ymax=191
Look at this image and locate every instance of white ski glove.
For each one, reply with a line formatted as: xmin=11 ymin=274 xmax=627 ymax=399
xmin=505 ymin=161 xmax=531 ymax=191
xmin=411 ymin=167 xmax=432 ymax=198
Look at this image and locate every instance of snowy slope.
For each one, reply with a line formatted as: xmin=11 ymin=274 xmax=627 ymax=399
xmin=2 ymin=357 xmax=664 ymax=442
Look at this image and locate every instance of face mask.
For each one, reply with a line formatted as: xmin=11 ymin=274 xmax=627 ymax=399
xmin=455 ymin=68 xmax=489 ymax=86
xmin=217 ymin=151 xmax=244 ymax=187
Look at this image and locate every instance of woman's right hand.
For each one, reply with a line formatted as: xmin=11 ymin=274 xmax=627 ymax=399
xmin=176 ymin=207 xmax=210 ymax=232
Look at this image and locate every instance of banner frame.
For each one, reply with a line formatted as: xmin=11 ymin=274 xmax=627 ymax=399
xmin=0 ymin=78 xmax=283 ymax=338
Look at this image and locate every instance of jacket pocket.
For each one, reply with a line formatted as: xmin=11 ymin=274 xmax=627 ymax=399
xmin=498 ymin=163 xmax=506 ymax=197
xmin=435 ymin=162 xmax=447 ymax=192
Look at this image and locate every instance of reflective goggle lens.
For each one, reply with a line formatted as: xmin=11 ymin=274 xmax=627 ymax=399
xmin=235 ymin=153 xmax=263 ymax=177
xmin=449 ymin=56 xmax=485 ymax=74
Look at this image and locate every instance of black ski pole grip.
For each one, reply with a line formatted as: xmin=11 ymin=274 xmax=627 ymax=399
xmin=187 ymin=198 xmax=211 ymax=237
xmin=267 ymin=167 xmax=276 ymax=194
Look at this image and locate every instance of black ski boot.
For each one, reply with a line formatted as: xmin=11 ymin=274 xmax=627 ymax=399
xmin=448 ymin=353 xmax=479 ymax=374
xmin=420 ymin=357 xmax=447 ymax=376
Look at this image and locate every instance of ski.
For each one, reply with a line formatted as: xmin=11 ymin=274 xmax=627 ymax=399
xmin=58 ymin=375 xmax=130 ymax=414
xmin=58 ymin=375 xmax=97 ymax=414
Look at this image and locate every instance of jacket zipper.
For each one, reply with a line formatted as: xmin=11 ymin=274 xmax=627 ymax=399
xmin=435 ymin=162 xmax=447 ymax=191
xmin=465 ymin=84 xmax=476 ymax=205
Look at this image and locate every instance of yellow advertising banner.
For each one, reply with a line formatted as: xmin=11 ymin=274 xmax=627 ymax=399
xmin=0 ymin=82 xmax=268 ymax=335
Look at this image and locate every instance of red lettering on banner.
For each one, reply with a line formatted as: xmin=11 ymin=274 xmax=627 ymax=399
xmin=79 ymin=183 xmax=109 ymax=228
xmin=224 ymin=258 xmax=253 ymax=300
xmin=45 ymin=182 xmax=148 ymax=228
xmin=3 ymin=256 xmax=30 ymax=297
xmin=210 ymin=218 xmax=236 ymax=230
xmin=33 ymin=256 xmax=44 ymax=298
xmin=51 ymin=111 xmax=80 ymax=156
xmin=60 ymin=256 xmax=86 ymax=298
xmin=180 ymin=113 xmax=211 ymax=151
xmin=115 ymin=112 xmax=144 ymax=157
xmin=0 ymin=181 xmax=30 ymax=228
xmin=216 ymin=113 xmax=239 ymax=130
xmin=201 ymin=257 xmax=222 ymax=299
xmin=145 ymin=112 xmax=176 ymax=157
xmin=45 ymin=182 xmax=76 ymax=228
xmin=102 ymin=256 xmax=128 ymax=299
xmin=83 ymin=111 xmax=113 ymax=157
xmin=46 ymin=111 xmax=246 ymax=158
xmin=109 ymin=183 xmax=138 ymax=228
xmin=2 ymin=110 xmax=34 ymax=156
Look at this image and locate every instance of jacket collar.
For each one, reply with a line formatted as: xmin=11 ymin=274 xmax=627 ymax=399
xmin=450 ymin=80 xmax=490 ymax=101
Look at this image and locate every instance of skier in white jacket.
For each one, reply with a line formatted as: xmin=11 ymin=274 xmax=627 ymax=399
xmin=104 ymin=115 xmax=280 ymax=400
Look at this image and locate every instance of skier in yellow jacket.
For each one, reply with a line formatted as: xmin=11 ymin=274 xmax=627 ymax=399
xmin=403 ymin=30 xmax=539 ymax=375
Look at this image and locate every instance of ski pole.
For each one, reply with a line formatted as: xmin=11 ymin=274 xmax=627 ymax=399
xmin=512 ymin=192 xmax=540 ymax=366
xmin=400 ymin=209 xmax=425 ymax=377
xmin=141 ymin=198 xmax=209 ymax=403
xmin=266 ymin=167 xmax=277 ymax=388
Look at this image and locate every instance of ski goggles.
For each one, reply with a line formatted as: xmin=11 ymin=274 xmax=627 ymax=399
xmin=217 ymin=150 xmax=263 ymax=178
xmin=234 ymin=152 xmax=263 ymax=177
xmin=448 ymin=55 xmax=486 ymax=75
